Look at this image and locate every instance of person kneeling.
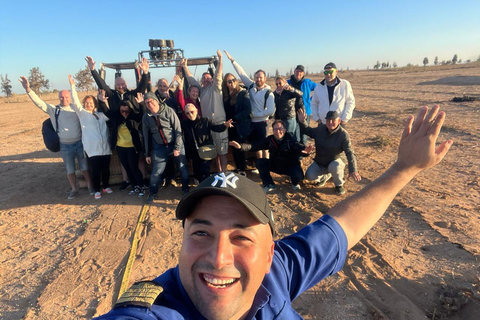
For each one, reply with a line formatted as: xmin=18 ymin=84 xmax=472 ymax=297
xmin=230 ymin=120 xmax=312 ymax=192
xmin=298 ymin=109 xmax=361 ymax=195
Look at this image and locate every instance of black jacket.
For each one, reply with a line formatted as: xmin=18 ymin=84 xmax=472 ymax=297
xmin=240 ymin=132 xmax=304 ymax=169
xmin=181 ymin=117 xmax=227 ymax=158
xmin=154 ymin=90 xmax=183 ymax=120
xmin=91 ymin=69 xmax=148 ymax=113
xmin=273 ymin=88 xmax=303 ymax=120
xmin=225 ymin=90 xmax=251 ymax=139
xmin=98 ymin=101 xmax=144 ymax=153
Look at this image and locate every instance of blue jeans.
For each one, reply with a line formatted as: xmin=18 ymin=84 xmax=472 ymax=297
xmin=283 ymin=118 xmax=299 ymax=141
xmin=299 ymin=115 xmax=311 ymax=145
xmin=149 ymin=143 xmax=189 ymax=194
xmin=60 ymin=140 xmax=89 ymax=174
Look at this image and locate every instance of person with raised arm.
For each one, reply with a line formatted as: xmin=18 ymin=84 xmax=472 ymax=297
xmin=19 ymin=76 xmax=93 ymax=199
xmin=95 ymin=106 xmax=452 ymax=320
xmin=68 ymin=75 xmax=112 ymax=200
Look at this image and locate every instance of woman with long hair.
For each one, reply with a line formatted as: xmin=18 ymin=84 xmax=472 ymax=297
xmin=69 ymin=75 xmax=112 ymax=200
xmin=222 ymin=73 xmax=251 ymax=175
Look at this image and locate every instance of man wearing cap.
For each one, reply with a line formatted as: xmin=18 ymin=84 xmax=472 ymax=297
xmin=95 ymin=106 xmax=452 ymax=320
xmin=142 ymin=92 xmax=189 ymax=201
xmin=287 ymin=64 xmax=317 ymax=144
xmin=298 ymin=108 xmax=361 ymax=195
xmin=311 ymin=62 xmax=355 ymax=126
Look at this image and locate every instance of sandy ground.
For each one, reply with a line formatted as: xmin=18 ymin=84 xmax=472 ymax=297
xmin=0 ymin=64 xmax=479 ymax=319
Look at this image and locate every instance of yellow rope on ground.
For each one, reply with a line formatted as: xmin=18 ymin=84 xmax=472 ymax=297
xmin=117 ymin=203 xmax=150 ymax=301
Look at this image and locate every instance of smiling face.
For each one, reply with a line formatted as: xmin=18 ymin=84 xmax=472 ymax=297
xmin=188 ymin=86 xmax=200 ymax=100
xmin=201 ymin=73 xmax=213 ymax=88
xmin=326 ymin=117 xmax=341 ymax=132
xmin=185 ymin=103 xmax=198 ymax=121
xmin=225 ymin=74 xmax=237 ymax=92
xmin=83 ymin=97 xmax=96 ymax=113
xmin=294 ymin=68 xmax=304 ymax=81
xmin=115 ymin=77 xmax=127 ymax=94
xmin=119 ymin=105 xmax=131 ymax=119
xmin=58 ymin=90 xmax=71 ymax=107
xmin=179 ymin=195 xmax=274 ymax=320
xmin=145 ymin=98 xmax=160 ymax=114
xmin=272 ymin=121 xmax=286 ymax=140
xmin=157 ymin=79 xmax=170 ymax=97
xmin=254 ymin=71 xmax=266 ymax=88
xmin=323 ymin=67 xmax=338 ymax=84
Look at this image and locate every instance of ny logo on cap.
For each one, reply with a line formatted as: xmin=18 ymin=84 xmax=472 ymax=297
xmin=211 ymin=172 xmax=239 ymax=189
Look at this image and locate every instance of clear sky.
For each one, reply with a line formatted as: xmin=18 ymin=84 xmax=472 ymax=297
xmin=1 ymin=0 xmax=479 ymax=94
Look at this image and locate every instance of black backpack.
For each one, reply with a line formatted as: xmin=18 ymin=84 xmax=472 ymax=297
xmin=42 ymin=107 xmax=61 ymax=152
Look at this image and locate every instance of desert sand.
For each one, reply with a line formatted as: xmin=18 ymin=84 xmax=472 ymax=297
xmin=0 ymin=64 xmax=479 ymax=319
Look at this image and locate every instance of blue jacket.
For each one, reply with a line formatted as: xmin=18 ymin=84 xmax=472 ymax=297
xmin=288 ymin=76 xmax=317 ymax=116
xmin=93 ymin=215 xmax=347 ymax=319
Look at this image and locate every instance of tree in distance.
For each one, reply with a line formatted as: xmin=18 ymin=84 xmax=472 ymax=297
xmin=452 ymin=54 xmax=458 ymax=64
xmin=74 ymin=66 xmax=94 ymax=92
xmin=423 ymin=57 xmax=429 ymax=67
xmin=1 ymin=74 xmax=13 ymax=98
xmin=434 ymin=56 xmax=439 ymax=66
xmin=28 ymin=67 xmax=50 ymax=93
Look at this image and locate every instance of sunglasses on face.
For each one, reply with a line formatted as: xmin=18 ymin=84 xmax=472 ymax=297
xmin=227 ymin=79 xmax=236 ymax=84
xmin=276 ymin=82 xmax=283 ymax=86
xmin=120 ymin=109 xmax=130 ymax=114
xmin=324 ymin=69 xmax=336 ymax=75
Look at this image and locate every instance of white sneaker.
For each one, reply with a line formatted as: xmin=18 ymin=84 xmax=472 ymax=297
xmin=292 ymin=184 xmax=301 ymax=191
xmin=94 ymin=192 xmax=102 ymax=200
xmin=251 ymin=169 xmax=259 ymax=174
xmin=103 ymin=187 xmax=113 ymax=194
xmin=263 ymin=184 xmax=276 ymax=192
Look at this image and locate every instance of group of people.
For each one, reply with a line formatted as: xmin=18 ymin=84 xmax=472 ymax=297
xmin=20 ymin=51 xmax=454 ymax=319
xmin=21 ymin=50 xmax=359 ymax=201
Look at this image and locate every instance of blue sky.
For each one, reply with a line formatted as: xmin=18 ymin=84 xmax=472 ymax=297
xmin=1 ymin=0 xmax=479 ymax=94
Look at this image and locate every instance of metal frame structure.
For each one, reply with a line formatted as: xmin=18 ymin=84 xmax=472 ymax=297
xmin=99 ymin=39 xmax=218 ymax=84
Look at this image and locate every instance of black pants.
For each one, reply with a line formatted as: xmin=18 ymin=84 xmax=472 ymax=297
xmin=87 ymin=155 xmax=111 ymax=192
xmin=191 ymin=154 xmax=212 ymax=183
xmin=256 ymin=158 xmax=304 ymax=186
xmin=116 ymin=146 xmax=144 ymax=188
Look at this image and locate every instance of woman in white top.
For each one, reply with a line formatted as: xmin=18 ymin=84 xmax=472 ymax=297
xmin=69 ymin=75 xmax=112 ymax=200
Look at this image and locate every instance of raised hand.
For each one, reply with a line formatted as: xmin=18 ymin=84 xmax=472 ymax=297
xmin=135 ymin=92 xmax=144 ymax=104
xmin=97 ymin=89 xmax=107 ymax=102
xmin=68 ymin=74 xmax=75 ymax=86
xmin=297 ymin=108 xmax=306 ymax=123
xmin=396 ymin=105 xmax=452 ymax=174
xmin=85 ymin=56 xmax=96 ymax=71
xmin=223 ymin=50 xmax=234 ymax=62
xmin=19 ymin=76 xmax=30 ymax=92
xmin=217 ymin=49 xmax=222 ymax=59
xmin=139 ymin=57 xmax=149 ymax=74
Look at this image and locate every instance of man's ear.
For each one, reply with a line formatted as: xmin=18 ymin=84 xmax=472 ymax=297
xmin=265 ymin=241 xmax=275 ymax=274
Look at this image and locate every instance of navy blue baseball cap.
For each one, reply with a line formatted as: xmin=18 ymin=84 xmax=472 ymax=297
xmin=176 ymin=172 xmax=275 ymax=235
